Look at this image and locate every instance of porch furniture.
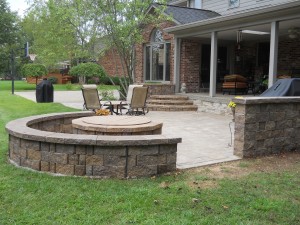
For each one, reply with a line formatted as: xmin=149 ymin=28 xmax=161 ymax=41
xmin=103 ymin=101 xmax=128 ymax=115
xmin=119 ymin=86 xmax=149 ymax=115
xmin=81 ymin=85 xmax=111 ymax=112
xmin=222 ymin=74 xmax=248 ymax=95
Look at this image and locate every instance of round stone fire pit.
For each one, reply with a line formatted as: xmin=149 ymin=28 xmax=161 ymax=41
xmin=6 ymin=112 xmax=181 ymax=178
xmin=72 ymin=115 xmax=162 ymax=135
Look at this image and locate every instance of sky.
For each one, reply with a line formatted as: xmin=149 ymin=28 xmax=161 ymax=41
xmin=7 ymin=0 xmax=29 ymax=17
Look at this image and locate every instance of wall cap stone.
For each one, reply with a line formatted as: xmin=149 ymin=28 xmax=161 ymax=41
xmin=233 ymin=96 xmax=300 ymax=105
xmin=6 ymin=112 xmax=181 ymax=146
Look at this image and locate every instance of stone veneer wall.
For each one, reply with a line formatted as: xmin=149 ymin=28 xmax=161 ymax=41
xmin=6 ymin=112 xmax=181 ymax=178
xmin=186 ymin=94 xmax=231 ymax=115
xmin=233 ymin=97 xmax=300 ymax=158
xmin=142 ymin=84 xmax=175 ymax=97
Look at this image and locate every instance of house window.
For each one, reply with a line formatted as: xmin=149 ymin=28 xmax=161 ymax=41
xmin=189 ymin=0 xmax=202 ymax=9
xmin=144 ymin=29 xmax=171 ymax=82
xmin=229 ymin=0 xmax=240 ymax=8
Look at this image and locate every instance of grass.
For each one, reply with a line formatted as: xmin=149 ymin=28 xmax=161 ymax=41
xmin=0 ymin=87 xmax=299 ymax=224
xmin=0 ymin=80 xmax=118 ymax=91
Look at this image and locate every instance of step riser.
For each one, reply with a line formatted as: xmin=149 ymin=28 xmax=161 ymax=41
xmin=149 ymin=95 xmax=189 ymax=100
xmin=148 ymin=107 xmax=198 ymax=111
xmin=147 ymin=101 xmax=194 ymax=105
xmin=148 ymin=95 xmax=198 ymax=111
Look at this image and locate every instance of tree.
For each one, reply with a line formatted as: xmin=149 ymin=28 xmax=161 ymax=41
xmin=69 ymin=62 xmax=106 ymax=84
xmin=91 ymin=0 xmax=168 ymax=97
xmin=21 ymin=63 xmax=48 ymax=85
xmin=94 ymin=0 xmax=166 ymax=78
xmin=0 ymin=0 xmax=22 ymax=78
xmin=22 ymin=0 xmax=101 ymax=67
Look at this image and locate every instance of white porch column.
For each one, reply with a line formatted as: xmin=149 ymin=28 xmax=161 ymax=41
xmin=268 ymin=21 xmax=279 ymax=88
xmin=174 ymin=37 xmax=181 ymax=93
xmin=209 ymin=31 xmax=218 ymax=97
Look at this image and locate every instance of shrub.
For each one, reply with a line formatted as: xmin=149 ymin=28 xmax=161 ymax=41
xmin=99 ymin=76 xmax=112 ymax=85
xmin=100 ymin=90 xmax=116 ymax=101
xmin=87 ymin=79 xmax=96 ymax=84
xmin=69 ymin=63 xmax=106 ymax=84
xmin=47 ymin=76 xmax=58 ymax=84
xmin=21 ymin=64 xmax=48 ymax=85
xmin=100 ymin=75 xmax=130 ymax=86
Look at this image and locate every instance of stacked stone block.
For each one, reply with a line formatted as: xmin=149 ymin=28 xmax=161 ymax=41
xmin=233 ymin=97 xmax=300 ymax=157
xmin=6 ymin=112 xmax=181 ymax=178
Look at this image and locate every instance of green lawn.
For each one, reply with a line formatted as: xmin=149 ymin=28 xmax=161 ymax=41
xmin=0 ymin=80 xmax=118 ymax=91
xmin=0 ymin=87 xmax=299 ymax=224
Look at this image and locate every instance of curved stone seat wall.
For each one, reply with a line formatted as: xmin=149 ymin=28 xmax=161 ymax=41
xmin=6 ymin=112 xmax=181 ymax=178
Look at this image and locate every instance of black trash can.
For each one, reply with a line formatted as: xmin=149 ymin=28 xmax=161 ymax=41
xmin=36 ymin=78 xmax=54 ymax=103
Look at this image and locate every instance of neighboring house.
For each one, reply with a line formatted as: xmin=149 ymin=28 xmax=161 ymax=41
xmin=101 ymin=0 xmax=300 ymax=96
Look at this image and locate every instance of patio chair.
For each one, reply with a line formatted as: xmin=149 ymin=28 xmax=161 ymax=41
xmin=81 ymin=84 xmax=111 ymax=112
xmin=116 ymin=84 xmax=143 ymax=114
xmin=119 ymin=86 xmax=149 ymax=115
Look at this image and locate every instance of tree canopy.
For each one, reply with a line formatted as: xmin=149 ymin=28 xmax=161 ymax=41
xmin=0 ymin=0 xmax=23 ymax=78
xmin=69 ymin=62 xmax=105 ymax=78
xmin=21 ymin=63 xmax=48 ymax=77
xmin=23 ymin=0 xmax=168 ymax=78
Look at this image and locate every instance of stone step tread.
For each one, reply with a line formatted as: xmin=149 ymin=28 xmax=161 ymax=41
xmin=147 ymin=99 xmax=194 ymax=105
xmin=148 ymin=104 xmax=198 ymax=111
xmin=149 ymin=95 xmax=189 ymax=100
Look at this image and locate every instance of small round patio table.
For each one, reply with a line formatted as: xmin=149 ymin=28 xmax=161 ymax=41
xmin=72 ymin=115 xmax=162 ymax=135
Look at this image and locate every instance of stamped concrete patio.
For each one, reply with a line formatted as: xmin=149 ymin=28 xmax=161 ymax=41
xmin=15 ymin=91 xmax=240 ymax=169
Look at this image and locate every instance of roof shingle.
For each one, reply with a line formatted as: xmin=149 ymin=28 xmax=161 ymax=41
xmin=163 ymin=5 xmax=221 ymax=24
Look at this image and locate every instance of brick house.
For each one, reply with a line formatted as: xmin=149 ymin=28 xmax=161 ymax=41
xmin=100 ymin=0 xmax=300 ymax=96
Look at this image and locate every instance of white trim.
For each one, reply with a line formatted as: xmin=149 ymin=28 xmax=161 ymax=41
xmin=174 ymin=37 xmax=181 ymax=93
xmin=268 ymin=21 xmax=279 ymax=88
xmin=209 ymin=32 xmax=218 ymax=97
xmin=165 ymin=1 xmax=300 ymax=36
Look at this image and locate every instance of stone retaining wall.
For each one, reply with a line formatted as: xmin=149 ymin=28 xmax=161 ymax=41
xmin=185 ymin=94 xmax=231 ymax=115
xmin=6 ymin=112 xmax=181 ymax=178
xmin=233 ymin=97 xmax=300 ymax=157
xmin=142 ymin=84 xmax=175 ymax=97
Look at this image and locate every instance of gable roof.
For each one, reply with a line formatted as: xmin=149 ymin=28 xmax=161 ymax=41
xmin=165 ymin=5 xmax=221 ymax=24
xmin=150 ymin=4 xmax=220 ymax=25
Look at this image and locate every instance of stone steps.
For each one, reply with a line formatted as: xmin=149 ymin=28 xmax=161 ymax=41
xmin=147 ymin=95 xmax=198 ymax=111
xmin=147 ymin=99 xmax=194 ymax=105
xmin=150 ymin=95 xmax=189 ymax=100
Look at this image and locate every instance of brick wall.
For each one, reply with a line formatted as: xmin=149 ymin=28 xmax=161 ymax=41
xmin=98 ymin=48 xmax=126 ymax=77
xmin=278 ymin=37 xmax=300 ymax=73
xmin=180 ymin=40 xmax=201 ymax=93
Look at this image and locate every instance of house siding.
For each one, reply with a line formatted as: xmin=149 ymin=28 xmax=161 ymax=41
xmin=203 ymin=0 xmax=297 ymax=15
